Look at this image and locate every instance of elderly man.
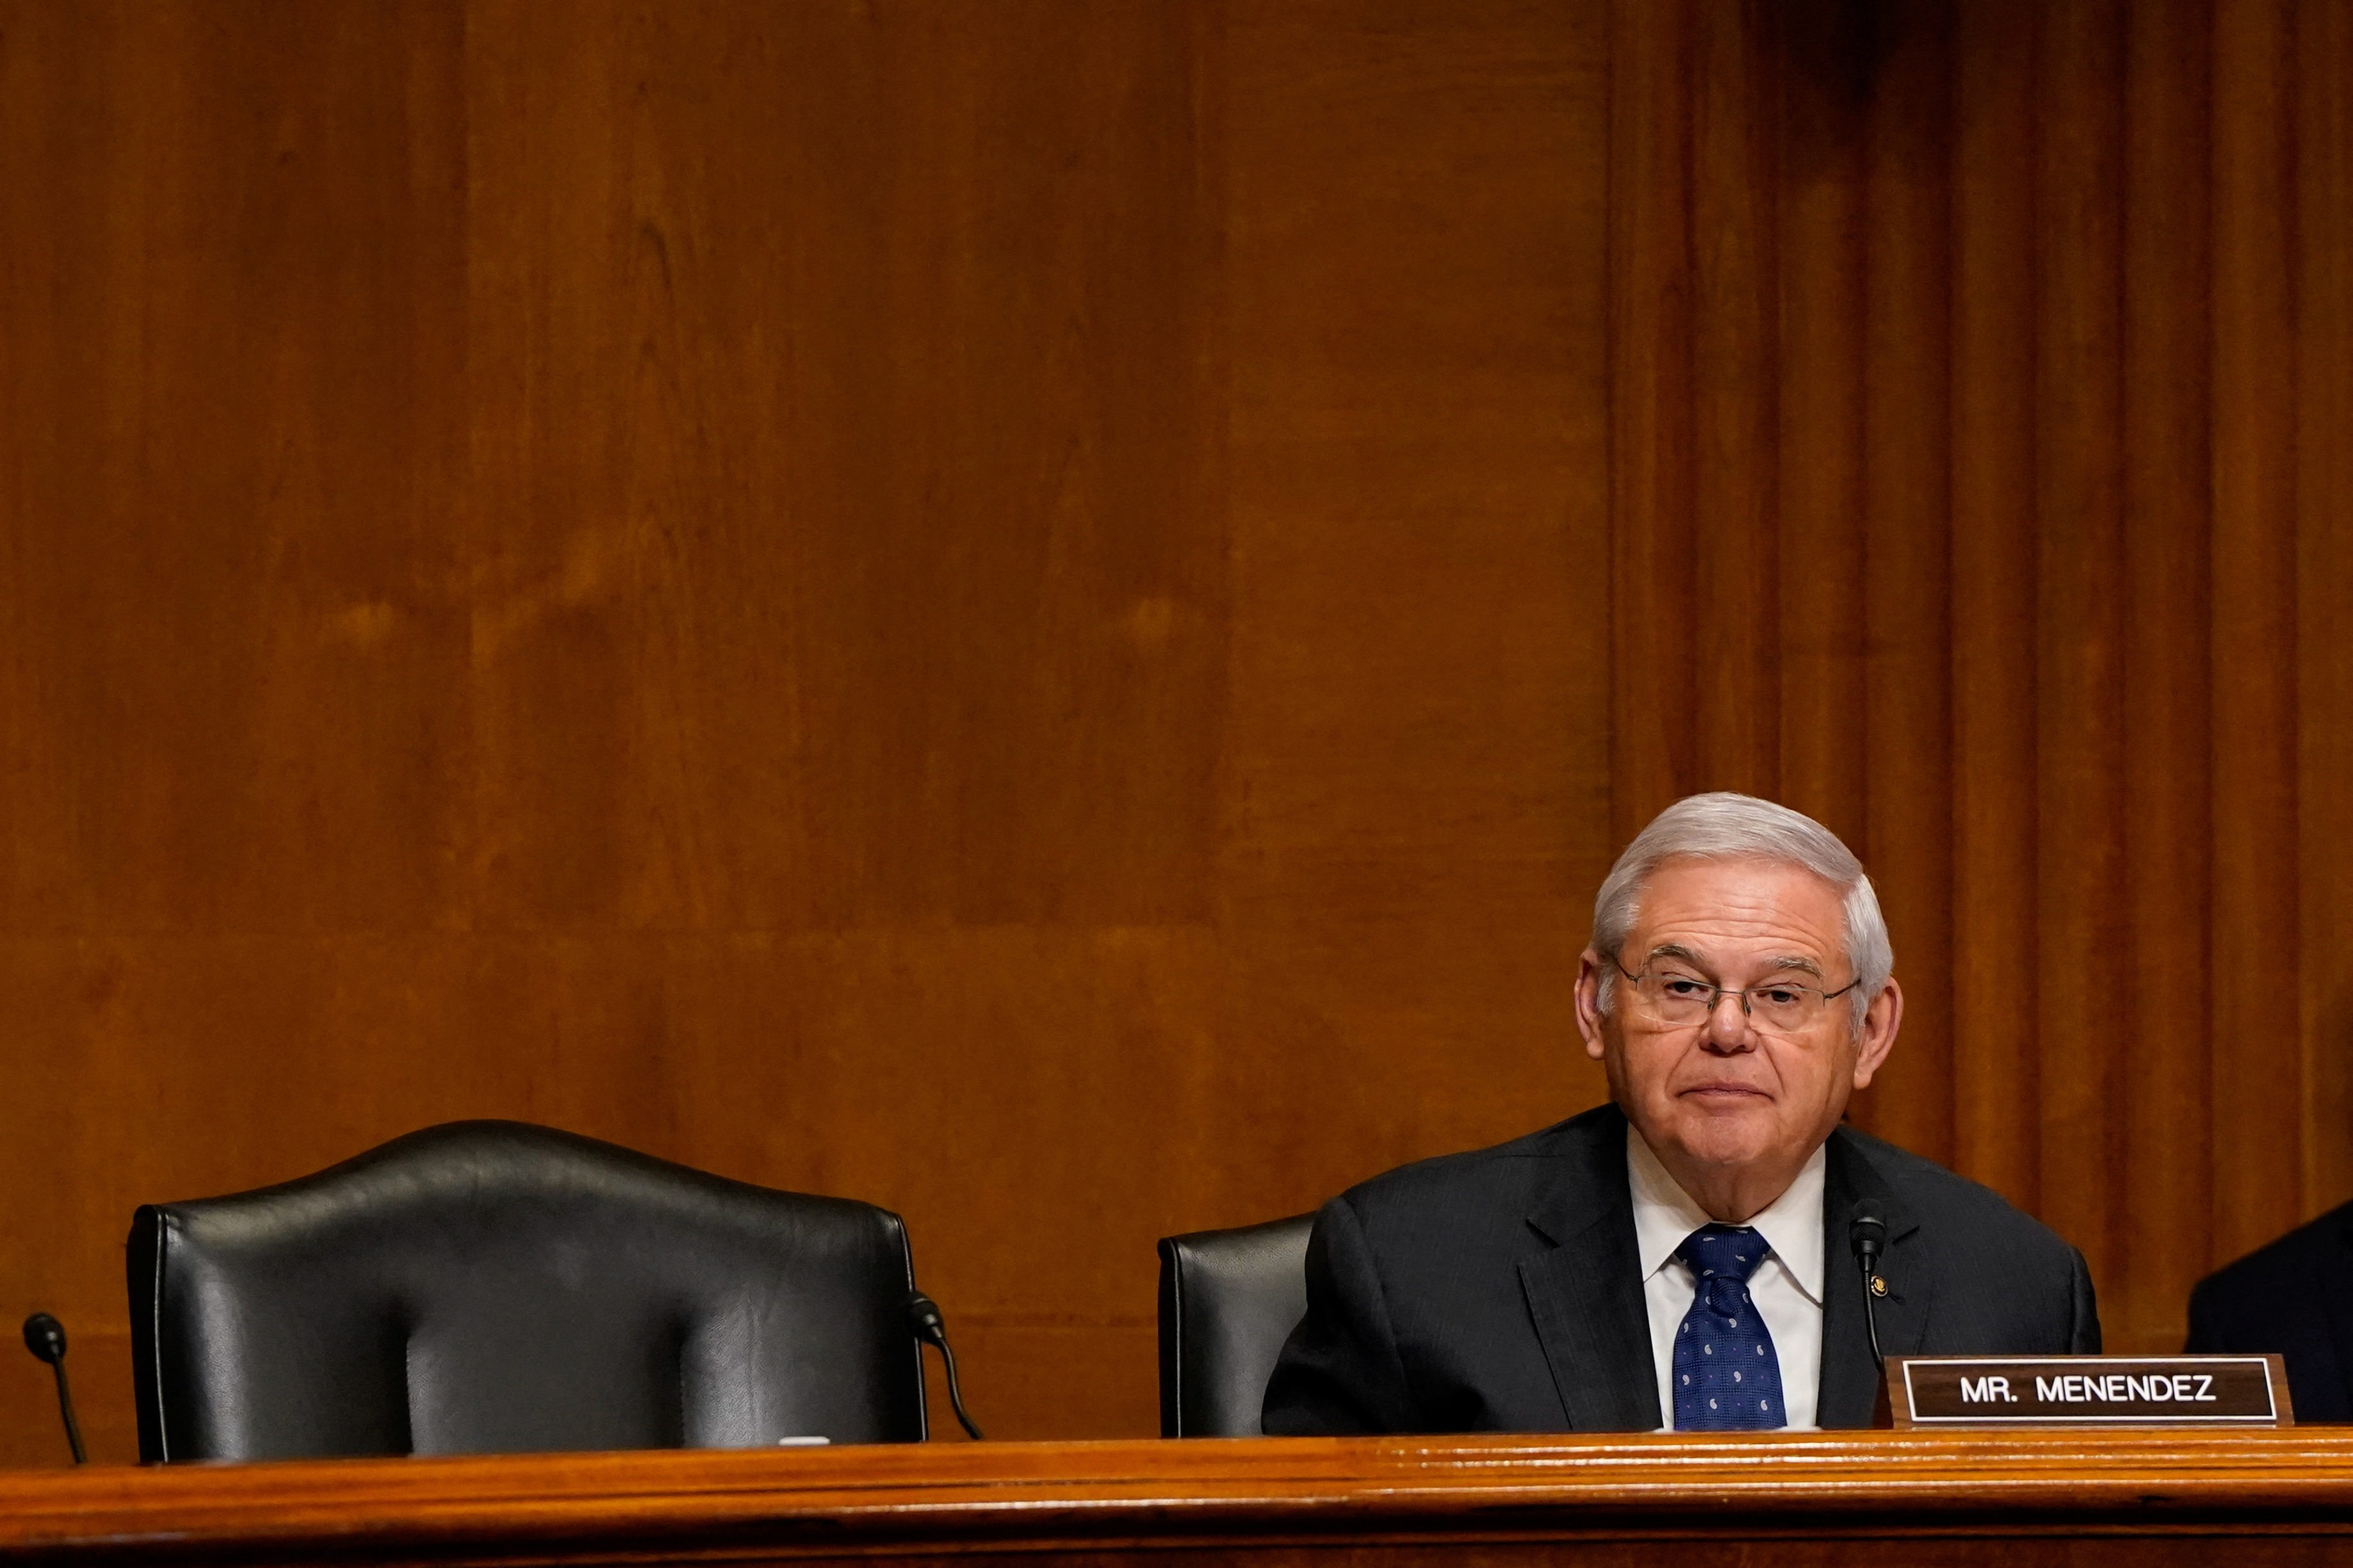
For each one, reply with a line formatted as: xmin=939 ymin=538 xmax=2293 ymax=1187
xmin=1263 ymin=792 xmax=2098 ymax=1434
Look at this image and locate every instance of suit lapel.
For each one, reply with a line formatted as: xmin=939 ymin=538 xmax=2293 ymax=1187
xmin=1818 ymin=1128 xmax=1930 ymax=1427
xmin=1519 ymin=1106 xmax=1661 ymax=1432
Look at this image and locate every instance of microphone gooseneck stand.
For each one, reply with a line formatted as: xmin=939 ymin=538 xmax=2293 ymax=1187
xmin=20 ymin=1313 xmax=86 ymax=1465
xmin=1847 ymin=1200 xmax=1891 ymax=1426
xmin=1847 ymin=1200 xmax=1888 ymax=1371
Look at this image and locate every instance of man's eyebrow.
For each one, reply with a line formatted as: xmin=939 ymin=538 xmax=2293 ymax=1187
xmin=1644 ymin=946 xmax=1828 ymax=980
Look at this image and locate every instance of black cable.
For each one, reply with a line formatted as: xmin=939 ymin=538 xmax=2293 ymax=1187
xmin=908 ymin=1291 xmax=984 ymax=1441
xmin=932 ymin=1336 xmax=982 ymax=1442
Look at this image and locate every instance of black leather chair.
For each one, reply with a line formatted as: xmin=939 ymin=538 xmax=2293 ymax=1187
xmin=128 ymin=1120 xmax=928 ymax=1462
xmin=1156 ymin=1214 xmax=1313 ymax=1437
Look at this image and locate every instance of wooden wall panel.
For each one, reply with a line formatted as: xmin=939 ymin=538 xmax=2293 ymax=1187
xmin=1609 ymin=0 xmax=2353 ymax=1359
xmin=1946 ymin=0 xmax=2045 ymax=1213
xmin=1 ymin=0 xmax=2350 ymax=1469
xmin=1220 ymin=0 xmax=1613 ymax=1188
xmin=2033 ymin=0 xmax=2128 ymax=1314
xmin=1772 ymin=1 xmax=1868 ymax=841
xmin=1689 ymin=1 xmax=1779 ymax=799
xmin=2209 ymin=0 xmax=2302 ymax=1269
xmin=2299 ymin=0 xmax=2353 ymax=1225
xmin=0 ymin=0 xmax=1614 ymax=1466
xmin=1606 ymin=0 xmax=1697 ymax=843
xmin=1857 ymin=0 xmax=1954 ymax=1167
xmin=2117 ymin=0 xmax=2213 ymax=1359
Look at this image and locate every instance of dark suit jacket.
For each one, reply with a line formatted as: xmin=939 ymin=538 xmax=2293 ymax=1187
xmin=1263 ymin=1103 xmax=2100 ymax=1433
xmin=2186 ymin=1199 xmax=2353 ymax=1422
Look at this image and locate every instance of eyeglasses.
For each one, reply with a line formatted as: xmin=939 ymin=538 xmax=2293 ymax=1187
xmin=1611 ymin=960 xmax=1860 ymax=1035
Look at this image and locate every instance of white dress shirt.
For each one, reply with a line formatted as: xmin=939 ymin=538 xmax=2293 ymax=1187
xmin=1629 ymin=1125 xmax=1825 ymax=1430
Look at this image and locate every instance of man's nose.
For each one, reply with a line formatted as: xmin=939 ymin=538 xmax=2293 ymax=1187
xmin=1700 ymin=989 xmax=1757 ymax=1051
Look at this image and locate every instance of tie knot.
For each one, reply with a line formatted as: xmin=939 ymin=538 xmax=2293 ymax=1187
xmin=1678 ymin=1223 xmax=1769 ymax=1283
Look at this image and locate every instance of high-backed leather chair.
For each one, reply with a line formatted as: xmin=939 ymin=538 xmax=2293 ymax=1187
xmin=129 ymin=1120 xmax=928 ymax=1462
xmin=1156 ymin=1214 xmax=1313 ymax=1437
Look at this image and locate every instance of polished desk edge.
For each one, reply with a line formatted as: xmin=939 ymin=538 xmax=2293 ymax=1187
xmin=6 ymin=1429 xmax=2353 ymax=1559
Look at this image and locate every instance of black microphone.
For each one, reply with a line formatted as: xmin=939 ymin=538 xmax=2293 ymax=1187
xmin=21 ymin=1314 xmax=86 ymax=1465
xmin=907 ymin=1291 xmax=985 ymax=1441
xmin=1847 ymin=1200 xmax=1887 ymax=1371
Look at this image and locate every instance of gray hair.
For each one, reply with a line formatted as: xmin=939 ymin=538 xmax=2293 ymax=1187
xmin=1592 ymin=792 xmax=1893 ymax=1028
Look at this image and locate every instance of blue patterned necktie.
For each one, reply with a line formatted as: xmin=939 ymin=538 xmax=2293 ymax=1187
xmin=1671 ymin=1223 xmax=1786 ymax=1430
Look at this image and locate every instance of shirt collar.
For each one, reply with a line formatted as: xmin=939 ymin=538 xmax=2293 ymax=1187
xmin=1626 ymin=1122 xmax=1827 ymax=1305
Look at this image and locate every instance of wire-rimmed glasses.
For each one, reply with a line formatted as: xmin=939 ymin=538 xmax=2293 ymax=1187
xmin=1611 ymin=960 xmax=1859 ymax=1035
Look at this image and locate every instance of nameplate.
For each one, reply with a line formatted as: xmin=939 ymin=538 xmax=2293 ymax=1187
xmin=1887 ymin=1355 xmax=2291 ymax=1427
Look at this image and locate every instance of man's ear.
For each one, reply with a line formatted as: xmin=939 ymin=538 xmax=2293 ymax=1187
xmin=1574 ymin=948 xmax=1609 ymax=1061
xmin=1850 ymin=976 xmax=1903 ymax=1089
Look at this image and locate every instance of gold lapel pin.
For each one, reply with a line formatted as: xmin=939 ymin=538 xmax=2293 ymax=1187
xmin=1869 ymin=1275 xmax=1888 ymax=1297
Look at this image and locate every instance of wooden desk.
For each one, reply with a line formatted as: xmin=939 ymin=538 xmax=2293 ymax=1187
xmin=4 ymin=1429 xmax=2353 ymax=1567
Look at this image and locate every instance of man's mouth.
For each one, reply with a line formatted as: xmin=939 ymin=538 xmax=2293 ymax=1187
xmin=1681 ymin=1082 xmax=1771 ymax=1100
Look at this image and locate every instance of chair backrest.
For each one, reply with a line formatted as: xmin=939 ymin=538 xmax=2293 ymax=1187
xmin=128 ymin=1120 xmax=928 ymax=1462
xmin=1156 ymin=1214 xmax=1313 ymax=1437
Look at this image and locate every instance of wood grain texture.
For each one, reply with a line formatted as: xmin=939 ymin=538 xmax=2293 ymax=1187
xmin=2298 ymin=0 xmax=2353 ymax=1223
xmin=2118 ymin=0 xmax=2215 ymax=1359
xmin=0 ymin=0 xmax=1611 ymax=1464
xmin=1607 ymin=0 xmax=2353 ymax=1364
xmin=2032 ymin=0 xmax=2128 ymax=1318
xmin=1 ymin=0 xmax=2350 ymax=1471
xmin=1855 ymin=0 xmax=1955 ymax=1167
xmin=1689 ymin=0 xmax=1779 ymax=800
xmin=1946 ymin=0 xmax=2045 ymax=1215
xmin=1771 ymin=0 xmax=1868 ymax=843
xmin=2208 ymin=0 xmax=2302 ymax=1269
xmin=10 ymin=1430 xmax=2353 ymax=1567
xmin=1606 ymin=0 xmax=1697 ymax=842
